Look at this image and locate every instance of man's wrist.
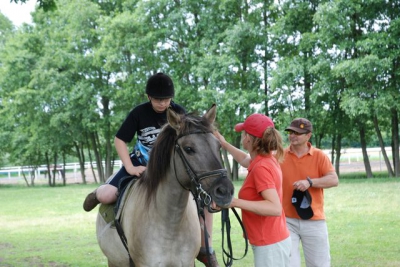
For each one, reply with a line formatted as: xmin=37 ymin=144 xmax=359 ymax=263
xmin=307 ymin=177 xmax=313 ymax=187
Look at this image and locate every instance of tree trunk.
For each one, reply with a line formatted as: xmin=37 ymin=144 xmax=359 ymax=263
xmin=62 ymin=152 xmax=66 ymax=186
xmin=74 ymin=141 xmax=86 ymax=184
xmin=95 ymin=132 xmax=105 ymax=182
xmin=21 ymin=170 xmax=31 ymax=187
xmin=101 ymin=95 xmax=113 ymax=179
xmin=373 ymin=114 xmax=394 ymax=177
xmin=220 ymin=150 xmax=232 ymax=181
xmin=45 ymin=152 xmax=53 ymax=186
xmin=359 ymin=125 xmax=373 ymax=178
xmin=334 ymin=134 xmax=342 ymax=177
xmin=88 ymin=145 xmax=98 ymax=183
xmin=232 ymin=135 xmax=242 ymax=181
xmin=330 ymin=135 xmax=336 ymax=167
xmin=90 ymin=132 xmax=105 ymax=183
xmin=51 ymin=153 xmax=58 ymax=187
xmin=262 ymin=3 xmax=270 ymax=117
xmin=391 ymin=108 xmax=400 ymax=177
xmin=314 ymin=132 xmax=323 ymax=149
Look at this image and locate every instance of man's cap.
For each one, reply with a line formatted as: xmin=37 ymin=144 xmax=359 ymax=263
xmin=145 ymin=72 xmax=175 ymax=98
xmin=291 ymin=189 xmax=314 ymax=220
xmin=285 ymin=118 xmax=313 ymax=134
xmin=234 ymin=114 xmax=275 ymax=138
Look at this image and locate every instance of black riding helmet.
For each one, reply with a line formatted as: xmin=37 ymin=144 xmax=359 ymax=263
xmin=145 ymin=73 xmax=175 ymax=99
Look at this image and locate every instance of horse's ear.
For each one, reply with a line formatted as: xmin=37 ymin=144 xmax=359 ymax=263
xmin=167 ymin=107 xmax=181 ymax=131
xmin=204 ymin=104 xmax=216 ymax=124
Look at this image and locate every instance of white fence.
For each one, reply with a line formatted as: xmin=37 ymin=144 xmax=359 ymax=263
xmin=0 ymin=147 xmax=395 ymax=181
xmin=325 ymin=147 xmax=392 ymax=163
xmin=0 ymin=161 xmax=123 ymax=181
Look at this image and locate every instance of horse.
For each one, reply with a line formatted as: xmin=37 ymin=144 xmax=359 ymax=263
xmin=96 ymin=104 xmax=234 ymax=267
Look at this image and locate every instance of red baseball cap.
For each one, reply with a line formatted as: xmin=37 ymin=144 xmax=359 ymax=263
xmin=234 ymin=114 xmax=275 ymax=138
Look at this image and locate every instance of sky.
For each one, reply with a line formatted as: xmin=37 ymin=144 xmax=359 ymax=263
xmin=0 ymin=0 xmax=37 ymax=27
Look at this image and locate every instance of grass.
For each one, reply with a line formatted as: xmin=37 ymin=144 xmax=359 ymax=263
xmin=324 ymin=178 xmax=400 ymax=267
xmin=0 ymin=178 xmax=399 ymax=267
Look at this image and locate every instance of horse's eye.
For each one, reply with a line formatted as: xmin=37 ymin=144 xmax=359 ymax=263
xmin=183 ymin=146 xmax=195 ymax=154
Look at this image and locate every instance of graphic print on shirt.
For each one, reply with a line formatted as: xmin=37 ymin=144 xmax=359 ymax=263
xmin=138 ymin=126 xmax=161 ymax=147
xmin=131 ymin=126 xmax=161 ymax=166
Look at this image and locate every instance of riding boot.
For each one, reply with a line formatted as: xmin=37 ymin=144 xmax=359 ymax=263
xmin=196 ymin=247 xmax=220 ymax=267
xmin=83 ymin=189 xmax=100 ymax=212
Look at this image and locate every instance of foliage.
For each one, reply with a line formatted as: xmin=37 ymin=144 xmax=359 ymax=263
xmin=0 ymin=0 xmax=399 ymax=179
xmin=11 ymin=0 xmax=57 ymax=11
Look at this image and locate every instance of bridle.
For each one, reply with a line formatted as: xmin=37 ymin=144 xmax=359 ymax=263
xmin=173 ymin=130 xmax=228 ymax=213
xmin=174 ymin=130 xmax=248 ymax=267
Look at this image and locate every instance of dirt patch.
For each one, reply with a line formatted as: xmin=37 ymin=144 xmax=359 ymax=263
xmin=339 ymin=160 xmax=388 ymax=174
xmin=0 ymin=243 xmax=14 ymax=249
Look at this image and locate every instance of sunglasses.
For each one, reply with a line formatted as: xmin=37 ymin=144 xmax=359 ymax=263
xmin=287 ymin=130 xmax=307 ymax=136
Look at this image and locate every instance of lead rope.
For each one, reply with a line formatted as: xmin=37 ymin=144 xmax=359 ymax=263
xmin=221 ymin=208 xmax=248 ymax=266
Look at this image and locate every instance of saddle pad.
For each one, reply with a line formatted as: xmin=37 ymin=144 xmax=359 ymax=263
xmin=99 ymin=204 xmax=116 ymax=226
xmin=115 ymin=178 xmax=137 ymax=220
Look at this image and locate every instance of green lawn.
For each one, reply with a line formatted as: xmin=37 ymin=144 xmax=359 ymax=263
xmin=0 ymin=178 xmax=399 ymax=267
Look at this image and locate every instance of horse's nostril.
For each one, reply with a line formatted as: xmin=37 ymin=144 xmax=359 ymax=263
xmin=216 ymin=187 xmax=225 ymax=196
xmin=214 ymin=185 xmax=234 ymax=197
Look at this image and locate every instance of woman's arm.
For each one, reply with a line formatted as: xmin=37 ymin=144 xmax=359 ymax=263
xmin=214 ymin=131 xmax=251 ymax=167
xmin=229 ymin=189 xmax=282 ymax=216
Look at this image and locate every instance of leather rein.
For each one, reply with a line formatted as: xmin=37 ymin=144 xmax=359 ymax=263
xmin=174 ymin=131 xmax=248 ymax=266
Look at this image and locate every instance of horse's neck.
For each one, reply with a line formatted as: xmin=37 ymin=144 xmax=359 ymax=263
xmin=155 ymin=174 xmax=192 ymax=219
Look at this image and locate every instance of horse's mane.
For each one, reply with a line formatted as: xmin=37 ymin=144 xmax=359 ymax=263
xmin=139 ymin=112 xmax=214 ymax=202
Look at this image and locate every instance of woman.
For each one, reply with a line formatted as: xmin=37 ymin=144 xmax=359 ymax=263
xmin=215 ymin=113 xmax=291 ymax=267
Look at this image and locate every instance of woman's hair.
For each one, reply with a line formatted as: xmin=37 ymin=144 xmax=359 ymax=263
xmin=248 ymin=127 xmax=284 ymax=162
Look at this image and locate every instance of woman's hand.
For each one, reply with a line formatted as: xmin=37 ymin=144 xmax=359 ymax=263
xmin=213 ymin=130 xmax=227 ymax=149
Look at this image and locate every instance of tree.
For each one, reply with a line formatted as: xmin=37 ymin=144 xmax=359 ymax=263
xmin=11 ymin=0 xmax=56 ymax=11
xmin=2 ymin=0 xmax=399 ymax=183
xmin=315 ymin=0 xmax=399 ymax=177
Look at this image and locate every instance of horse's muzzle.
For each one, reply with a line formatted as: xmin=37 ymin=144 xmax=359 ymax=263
xmin=204 ymin=172 xmax=234 ymax=209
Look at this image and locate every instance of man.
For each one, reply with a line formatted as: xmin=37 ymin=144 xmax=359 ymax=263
xmin=280 ymin=118 xmax=339 ymax=267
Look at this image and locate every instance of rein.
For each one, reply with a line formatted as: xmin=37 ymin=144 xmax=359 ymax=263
xmin=221 ymin=208 xmax=248 ymax=267
xmin=174 ymin=131 xmax=248 ymax=266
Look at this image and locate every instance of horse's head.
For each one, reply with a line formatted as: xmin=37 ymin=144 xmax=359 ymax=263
xmin=167 ymin=104 xmax=234 ymax=211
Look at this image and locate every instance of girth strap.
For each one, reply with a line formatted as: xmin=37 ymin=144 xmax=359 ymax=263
xmin=114 ymin=218 xmax=135 ymax=267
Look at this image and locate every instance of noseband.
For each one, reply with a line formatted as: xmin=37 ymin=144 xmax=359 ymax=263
xmin=174 ymin=131 xmax=227 ymax=213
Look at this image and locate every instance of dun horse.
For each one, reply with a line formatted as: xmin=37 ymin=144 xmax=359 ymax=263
xmin=96 ymin=104 xmax=234 ymax=267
